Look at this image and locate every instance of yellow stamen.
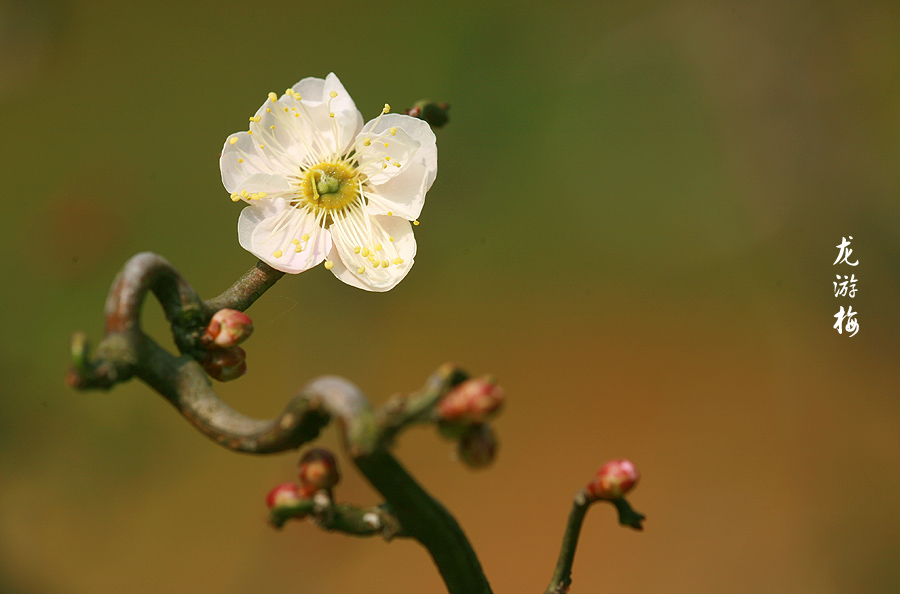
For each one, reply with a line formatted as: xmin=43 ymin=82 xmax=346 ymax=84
xmin=390 ymin=127 xmax=397 ymax=136
xmin=268 ymin=92 xmax=277 ymax=102
xmin=229 ymin=137 xmax=238 ymax=144
xmin=324 ymin=260 xmax=335 ymax=270
xmin=357 ymin=266 xmax=365 ymax=274
xmin=273 ymin=250 xmax=283 ymax=258
xmin=301 ymin=233 xmax=310 ymax=241
xmin=392 ymin=257 xmax=403 ymax=265
xmin=383 ymin=103 xmax=390 ymax=113
xmin=353 ymin=246 xmax=361 ymax=254
xmin=329 ymin=91 xmax=338 ymax=98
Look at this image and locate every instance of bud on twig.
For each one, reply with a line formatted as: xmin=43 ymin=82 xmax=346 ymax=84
xmin=586 ymin=459 xmax=640 ymax=500
xmin=458 ymin=424 xmax=497 ymax=468
xmin=298 ymin=448 xmax=341 ymax=492
xmin=202 ymin=308 xmax=254 ymax=348
xmin=201 ymin=346 xmax=247 ymax=382
xmin=266 ymin=482 xmax=304 ymax=510
xmin=405 ymin=100 xmax=450 ymax=128
xmin=437 ymin=377 xmax=505 ymax=424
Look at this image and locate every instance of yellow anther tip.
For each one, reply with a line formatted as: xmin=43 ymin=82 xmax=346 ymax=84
xmin=229 ymin=137 xmax=238 ymax=144
xmin=357 ymin=266 xmax=365 ymax=274
xmin=413 ymin=220 xmax=420 ymax=226
xmin=268 ymin=92 xmax=277 ymax=102
xmin=301 ymin=233 xmax=310 ymax=241
xmin=292 ymin=239 xmax=300 ymax=245
xmin=329 ymin=91 xmax=338 ymax=98
xmin=383 ymin=103 xmax=390 ymax=113
xmin=273 ymin=250 xmax=283 ymax=258
xmin=363 ymin=139 xmax=371 ymax=146
xmin=353 ymin=246 xmax=361 ymax=254
xmin=374 ymin=243 xmax=383 ymax=251
xmin=390 ymin=127 xmax=397 ymax=136
xmin=324 ymin=261 xmax=335 ymax=270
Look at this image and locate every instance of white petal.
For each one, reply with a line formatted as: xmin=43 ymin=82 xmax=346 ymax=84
xmin=364 ymin=161 xmax=428 ymax=220
xmin=250 ymin=99 xmax=312 ymax=169
xmin=354 ymin=124 xmax=420 ymax=185
xmin=221 ymin=132 xmax=280 ymax=193
xmin=290 ymin=73 xmax=363 ymax=156
xmin=328 ymin=214 xmax=416 ymax=292
xmin=235 ymin=173 xmax=291 ymax=195
xmin=360 ymin=114 xmax=437 ymax=190
xmin=238 ymin=199 xmax=332 ymax=274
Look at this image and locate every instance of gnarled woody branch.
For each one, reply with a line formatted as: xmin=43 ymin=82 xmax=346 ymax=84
xmin=68 ymin=252 xmax=492 ymax=594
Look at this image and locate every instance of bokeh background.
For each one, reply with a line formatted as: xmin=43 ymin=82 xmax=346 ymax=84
xmin=2 ymin=0 xmax=899 ymax=592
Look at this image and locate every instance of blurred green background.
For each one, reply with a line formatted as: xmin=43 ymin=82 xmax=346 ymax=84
xmin=2 ymin=0 xmax=899 ymax=592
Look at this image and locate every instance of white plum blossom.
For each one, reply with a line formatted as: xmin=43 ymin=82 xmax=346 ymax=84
xmin=220 ymin=73 xmax=437 ymax=292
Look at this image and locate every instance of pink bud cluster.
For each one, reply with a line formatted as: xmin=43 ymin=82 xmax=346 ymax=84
xmin=200 ymin=309 xmax=253 ymax=382
xmin=298 ymin=448 xmax=340 ymax=496
xmin=266 ymin=448 xmax=341 ymax=520
xmin=266 ymin=482 xmax=303 ymax=510
xmin=437 ymin=377 xmax=504 ymax=424
xmin=586 ymin=459 xmax=640 ymax=500
xmin=437 ymin=377 xmax=505 ymax=469
xmin=202 ymin=308 xmax=254 ymax=348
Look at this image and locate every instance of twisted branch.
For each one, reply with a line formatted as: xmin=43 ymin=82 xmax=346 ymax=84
xmin=68 ymin=252 xmax=492 ymax=594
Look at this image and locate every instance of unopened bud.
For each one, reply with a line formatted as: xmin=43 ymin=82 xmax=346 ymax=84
xmin=458 ymin=424 xmax=497 ymax=468
xmin=298 ymin=448 xmax=340 ymax=491
xmin=266 ymin=482 xmax=303 ymax=510
xmin=437 ymin=377 xmax=504 ymax=424
xmin=202 ymin=346 xmax=247 ymax=382
xmin=405 ymin=100 xmax=450 ymax=128
xmin=203 ymin=308 xmax=254 ymax=348
xmin=586 ymin=459 xmax=640 ymax=500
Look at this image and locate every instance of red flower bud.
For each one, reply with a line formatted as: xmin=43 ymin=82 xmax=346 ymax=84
xmin=458 ymin=424 xmax=497 ymax=468
xmin=437 ymin=377 xmax=505 ymax=424
xmin=298 ymin=448 xmax=340 ymax=491
xmin=203 ymin=309 xmax=254 ymax=348
xmin=586 ymin=459 xmax=640 ymax=500
xmin=202 ymin=346 xmax=247 ymax=382
xmin=266 ymin=482 xmax=303 ymax=510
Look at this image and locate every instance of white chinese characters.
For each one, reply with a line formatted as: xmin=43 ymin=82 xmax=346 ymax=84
xmin=832 ymin=236 xmax=859 ymax=336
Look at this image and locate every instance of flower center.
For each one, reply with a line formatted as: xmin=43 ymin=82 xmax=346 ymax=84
xmin=300 ymin=162 xmax=359 ymax=212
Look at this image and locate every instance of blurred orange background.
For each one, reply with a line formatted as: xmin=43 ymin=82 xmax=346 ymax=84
xmin=1 ymin=0 xmax=899 ymax=592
